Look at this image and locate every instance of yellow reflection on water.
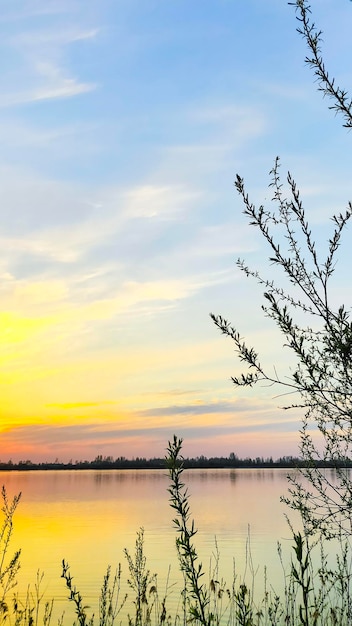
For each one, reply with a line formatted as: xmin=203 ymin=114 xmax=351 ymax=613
xmin=1 ymin=468 xmax=298 ymax=623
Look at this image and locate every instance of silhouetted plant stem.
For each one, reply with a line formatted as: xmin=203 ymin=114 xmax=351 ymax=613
xmin=61 ymin=559 xmax=92 ymax=626
xmin=167 ymin=435 xmax=213 ymax=626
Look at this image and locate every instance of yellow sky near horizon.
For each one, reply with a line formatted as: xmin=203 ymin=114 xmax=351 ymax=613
xmin=0 ymin=266 xmax=304 ymax=461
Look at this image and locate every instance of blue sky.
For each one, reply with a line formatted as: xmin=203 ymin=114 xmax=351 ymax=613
xmin=0 ymin=0 xmax=350 ymax=462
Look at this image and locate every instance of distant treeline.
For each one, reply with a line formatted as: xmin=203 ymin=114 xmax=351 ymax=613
xmin=0 ymin=452 xmax=351 ymax=471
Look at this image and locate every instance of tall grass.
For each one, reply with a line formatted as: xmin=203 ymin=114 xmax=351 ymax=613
xmin=0 ymin=437 xmax=351 ymax=625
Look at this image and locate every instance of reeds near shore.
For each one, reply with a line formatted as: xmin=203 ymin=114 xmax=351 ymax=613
xmin=0 ymin=438 xmax=351 ymax=626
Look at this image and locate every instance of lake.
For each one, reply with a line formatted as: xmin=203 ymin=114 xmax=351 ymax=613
xmin=0 ymin=468 xmax=302 ymax=622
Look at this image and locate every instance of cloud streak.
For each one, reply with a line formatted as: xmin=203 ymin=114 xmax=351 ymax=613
xmin=0 ymin=80 xmax=96 ymax=107
xmin=0 ymin=13 xmax=97 ymax=107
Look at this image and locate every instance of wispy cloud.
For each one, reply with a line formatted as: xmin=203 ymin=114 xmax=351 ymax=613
xmin=0 ymin=174 xmax=204 ymax=275
xmin=0 ymin=80 xmax=96 ymax=107
xmin=188 ymin=104 xmax=267 ymax=142
xmin=0 ymin=2 xmax=77 ymax=22
xmin=46 ymin=401 xmax=118 ymax=409
xmin=0 ymin=412 xmax=302 ymax=461
xmin=0 ymin=16 xmax=98 ymax=107
xmin=138 ymin=400 xmax=240 ymax=417
xmin=12 ymin=27 xmax=99 ymax=46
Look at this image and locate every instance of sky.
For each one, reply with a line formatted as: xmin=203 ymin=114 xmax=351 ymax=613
xmin=0 ymin=0 xmax=351 ymax=462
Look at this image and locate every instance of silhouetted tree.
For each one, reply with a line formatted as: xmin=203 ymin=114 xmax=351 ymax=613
xmin=212 ymin=0 xmax=352 ymax=537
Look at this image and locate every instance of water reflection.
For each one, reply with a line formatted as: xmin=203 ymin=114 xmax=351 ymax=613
xmin=0 ymin=469 xmax=299 ymax=622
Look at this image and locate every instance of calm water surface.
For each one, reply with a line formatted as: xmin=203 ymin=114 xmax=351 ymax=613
xmin=1 ymin=468 xmax=300 ymax=621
